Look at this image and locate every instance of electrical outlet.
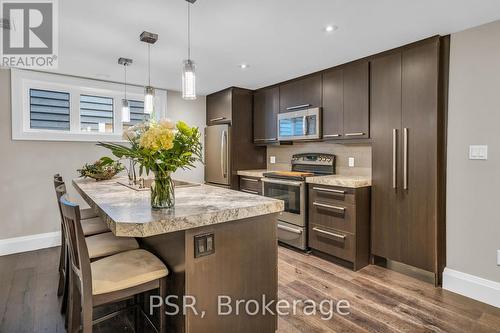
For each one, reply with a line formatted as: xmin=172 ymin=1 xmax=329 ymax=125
xmin=270 ymin=156 xmax=276 ymax=164
xmin=497 ymin=250 xmax=500 ymax=266
xmin=348 ymin=157 xmax=355 ymax=167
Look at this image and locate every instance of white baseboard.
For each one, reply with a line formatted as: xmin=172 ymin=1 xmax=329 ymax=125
xmin=443 ymin=267 xmax=500 ymax=308
xmin=0 ymin=231 xmax=61 ymax=256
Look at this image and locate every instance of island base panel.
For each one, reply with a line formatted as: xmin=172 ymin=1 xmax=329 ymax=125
xmin=139 ymin=213 xmax=279 ymax=333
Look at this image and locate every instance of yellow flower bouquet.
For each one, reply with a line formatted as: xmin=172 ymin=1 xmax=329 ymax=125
xmin=98 ymin=119 xmax=202 ymax=208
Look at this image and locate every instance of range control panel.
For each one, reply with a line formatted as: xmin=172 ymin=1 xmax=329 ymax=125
xmin=194 ymin=233 xmax=215 ymax=258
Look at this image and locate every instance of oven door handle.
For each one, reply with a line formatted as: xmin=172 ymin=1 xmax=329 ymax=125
xmin=261 ymin=178 xmax=304 ymax=187
xmin=277 ymin=224 xmax=303 ymax=234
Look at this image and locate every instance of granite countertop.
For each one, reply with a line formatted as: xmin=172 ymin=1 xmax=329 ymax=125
xmin=305 ymin=175 xmax=371 ymax=188
xmin=236 ymin=169 xmax=268 ymax=178
xmin=73 ymin=177 xmax=284 ymax=238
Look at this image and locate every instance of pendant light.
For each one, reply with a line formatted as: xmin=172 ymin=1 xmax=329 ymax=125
xmin=118 ymin=57 xmax=133 ymax=123
xmin=182 ymin=0 xmax=197 ymax=100
xmin=140 ymin=31 xmax=158 ymax=114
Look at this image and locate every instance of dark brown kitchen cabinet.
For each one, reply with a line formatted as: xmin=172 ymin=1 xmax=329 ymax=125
xmin=343 ymin=61 xmax=369 ymax=139
xmin=370 ymin=36 xmax=448 ymax=285
xmin=206 ymin=88 xmax=232 ymax=125
xmin=308 ymin=184 xmax=371 ymax=271
xmin=279 ymin=74 xmax=322 ymax=113
xmin=322 ymin=60 xmax=369 ymax=140
xmin=253 ymin=87 xmax=279 ymax=144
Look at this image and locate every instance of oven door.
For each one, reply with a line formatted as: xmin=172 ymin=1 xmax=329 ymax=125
xmin=262 ymin=178 xmax=306 ymax=226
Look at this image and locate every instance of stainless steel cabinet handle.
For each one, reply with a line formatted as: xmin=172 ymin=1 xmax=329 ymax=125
xmin=403 ymin=128 xmax=408 ymax=190
xmin=312 ymin=227 xmax=345 ymax=240
xmin=312 ymin=187 xmax=345 ymax=194
xmin=323 ymin=134 xmax=341 ymax=138
xmin=241 ymin=178 xmax=259 ymax=182
xmin=220 ymin=131 xmax=225 ymax=178
xmin=241 ymin=189 xmax=259 ymax=195
xmin=344 ymin=132 xmax=365 ymax=137
xmin=313 ymin=202 xmax=346 ymax=211
xmin=224 ymin=130 xmax=229 ymax=178
xmin=255 ymin=138 xmax=277 ymax=142
xmin=393 ymin=129 xmax=397 ymax=189
xmin=210 ymin=117 xmax=226 ymax=122
xmin=286 ymin=104 xmax=311 ymax=111
xmin=278 ymin=224 xmax=303 ymax=234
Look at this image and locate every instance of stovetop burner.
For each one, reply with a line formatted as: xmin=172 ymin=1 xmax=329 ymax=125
xmin=264 ymin=153 xmax=336 ymax=180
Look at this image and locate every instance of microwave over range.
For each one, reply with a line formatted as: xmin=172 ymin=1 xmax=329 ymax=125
xmin=278 ymin=107 xmax=321 ymax=141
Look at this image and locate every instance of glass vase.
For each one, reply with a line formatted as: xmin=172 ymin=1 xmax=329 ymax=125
xmin=151 ymin=172 xmax=175 ymax=209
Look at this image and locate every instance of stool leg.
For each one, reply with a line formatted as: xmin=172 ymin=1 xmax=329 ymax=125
xmin=57 ymin=230 xmax=66 ymax=296
xmin=159 ymin=278 xmax=167 ymax=333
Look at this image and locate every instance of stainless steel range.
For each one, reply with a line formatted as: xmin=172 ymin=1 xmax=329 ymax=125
xmin=262 ymin=153 xmax=335 ymax=250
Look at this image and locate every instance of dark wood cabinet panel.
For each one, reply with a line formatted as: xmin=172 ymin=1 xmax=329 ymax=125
xmin=370 ymin=37 xmax=446 ymax=282
xmin=239 ymin=176 xmax=262 ymax=195
xmin=308 ymin=185 xmax=370 ymax=271
xmin=322 ymin=69 xmax=344 ymax=139
xmin=400 ymin=41 xmax=439 ymax=272
xmin=279 ymin=75 xmax=322 ymax=113
xmin=253 ymin=87 xmax=279 ymax=144
xmin=343 ymin=61 xmax=370 ymax=139
xmin=370 ymin=51 xmax=403 ymax=263
xmin=207 ymin=89 xmax=232 ymax=125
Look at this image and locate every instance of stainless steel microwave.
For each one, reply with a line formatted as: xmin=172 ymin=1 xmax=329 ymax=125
xmin=277 ymin=107 xmax=321 ymax=141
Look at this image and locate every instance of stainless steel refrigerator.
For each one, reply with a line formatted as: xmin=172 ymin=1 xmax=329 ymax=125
xmin=205 ymin=124 xmax=230 ymax=187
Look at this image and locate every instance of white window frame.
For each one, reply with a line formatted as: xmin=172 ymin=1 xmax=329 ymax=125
xmin=11 ymin=69 xmax=167 ymax=142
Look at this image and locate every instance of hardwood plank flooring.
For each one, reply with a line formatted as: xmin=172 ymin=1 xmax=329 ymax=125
xmin=1 ymin=246 xmax=499 ymax=333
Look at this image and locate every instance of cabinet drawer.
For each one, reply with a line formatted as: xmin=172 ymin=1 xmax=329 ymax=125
xmin=239 ymin=176 xmax=262 ymax=195
xmin=309 ymin=201 xmax=355 ymax=234
xmin=309 ymin=225 xmax=355 ymax=262
xmin=309 ymin=185 xmax=355 ymax=205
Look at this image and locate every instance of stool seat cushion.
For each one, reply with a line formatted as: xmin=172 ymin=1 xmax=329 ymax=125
xmin=91 ymin=249 xmax=168 ymax=295
xmin=86 ymin=232 xmax=139 ymax=259
xmin=80 ymin=207 xmax=99 ymax=220
xmin=81 ymin=217 xmax=109 ymax=236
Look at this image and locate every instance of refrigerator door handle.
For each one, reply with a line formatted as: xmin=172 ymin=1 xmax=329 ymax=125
xmin=220 ymin=130 xmax=225 ymax=178
xmin=223 ymin=130 xmax=228 ymax=178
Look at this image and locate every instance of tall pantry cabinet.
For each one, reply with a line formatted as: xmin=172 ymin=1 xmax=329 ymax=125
xmin=370 ymin=36 xmax=449 ymax=285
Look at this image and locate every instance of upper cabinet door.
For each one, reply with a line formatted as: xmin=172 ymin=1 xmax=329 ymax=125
xmin=207 ymin=89 xmax=232 ymax=125
xmin=253 ymin=87 xmax=279 ymax=144
xmin=279 ymin=74 xmax=322 ymax=113
xmin=322 ymin=68 xmax=344 ymax=139
xmin=343 ymin=61 xmax=370 ymax=139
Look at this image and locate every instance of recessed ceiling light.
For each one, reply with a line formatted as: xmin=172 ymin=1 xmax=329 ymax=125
xmin=239 ymin=63 xmax=249 ymax=69
xmin=324 ymin=25 xmax=338 ymax=33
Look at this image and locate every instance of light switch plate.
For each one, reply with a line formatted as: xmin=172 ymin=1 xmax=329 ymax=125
xmin=497 ymin=250 xmax=500 ymax=266
xmin=269 ymin=156 xmax=276 ymax=164
xmin=469 ymin=145 xmax=488 ymax=160
xmin=348 ymin=157 xmax=355 ymax=167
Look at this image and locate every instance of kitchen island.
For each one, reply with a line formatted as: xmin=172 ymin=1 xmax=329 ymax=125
xmin=73 ymin=177 xmax=284 ymax=333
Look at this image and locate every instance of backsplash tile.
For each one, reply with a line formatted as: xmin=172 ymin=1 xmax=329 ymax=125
xmin=266 ymin=142 xmax=372 ymax=176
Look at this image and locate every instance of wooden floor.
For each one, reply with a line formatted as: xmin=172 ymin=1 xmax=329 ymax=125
xmin=1 ymin=246 xmax=499 ymax=333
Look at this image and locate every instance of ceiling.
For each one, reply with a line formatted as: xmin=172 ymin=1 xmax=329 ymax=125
xmin=56 ymin=0 xmax=500 ymax=95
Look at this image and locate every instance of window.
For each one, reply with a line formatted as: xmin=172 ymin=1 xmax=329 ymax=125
xmin=123 ymin=100 xmax=150 ymax=130
xmin=11 ymin=69 xmax=167 ymax=142
xmin=29 ymin=89 xmax=70 ymax=131
xmin=80 ymin=95 xmax=114 ymax=133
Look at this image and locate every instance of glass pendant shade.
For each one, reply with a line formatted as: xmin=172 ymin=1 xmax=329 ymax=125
xmin=144 ymin=86 xmax=155 ymax=114
xmin=182 ymin=59 xmax=196 ymax=100
xmin=121 ymin=99 xmax=130 ymax=122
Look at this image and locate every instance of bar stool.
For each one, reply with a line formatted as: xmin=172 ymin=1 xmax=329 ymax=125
xmin=59 ymin=194 xmax=168 ymax=333
xmin=54 ymin=179 xmax=139 ymax=319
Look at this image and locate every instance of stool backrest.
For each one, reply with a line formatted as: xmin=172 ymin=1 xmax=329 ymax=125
xmin=58 ymin=189 xmax=92 ymax=303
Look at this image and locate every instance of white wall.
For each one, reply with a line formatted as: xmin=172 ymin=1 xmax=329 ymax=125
xmin=167 ymin=91 xmax=206 ymax=183
xmin=446 ymin=20 xmax=500 ymax=284
xmin=0 ymin=69 xmax=206 ymax=241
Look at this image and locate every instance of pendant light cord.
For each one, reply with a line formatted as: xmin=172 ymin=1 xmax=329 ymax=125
xmin=148 ymin=44 xmax=151 ymax=86
xmin=124 ymin=64 xmax=127 ymax=99
xmin=187 ymin=2 xmax=191 ymax=60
